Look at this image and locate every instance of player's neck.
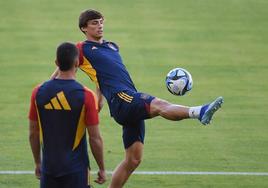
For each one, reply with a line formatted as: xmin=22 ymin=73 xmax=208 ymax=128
xmin=86 ymin=36 xmax=103 ymax=44
xmin=56 ymin=70 xmax=76 ymax=80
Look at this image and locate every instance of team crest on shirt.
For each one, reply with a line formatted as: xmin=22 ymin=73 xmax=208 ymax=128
xmin=108 ymin=43 xmax=117 ymax=51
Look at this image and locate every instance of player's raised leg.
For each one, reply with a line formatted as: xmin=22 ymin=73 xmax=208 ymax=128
xmin=149 ymin=98 xmax=190 ymax=120
xmin=109 ymin=141 xmax=143 ymax=188
xmin=150 ymin=96 xmax=224 ymax=125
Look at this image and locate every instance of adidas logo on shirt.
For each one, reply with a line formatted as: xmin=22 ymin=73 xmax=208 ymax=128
xmin=91 ymin=46 xmax=98 ymax=50
xmin=44 ymin=91 xmax=71 ymax=110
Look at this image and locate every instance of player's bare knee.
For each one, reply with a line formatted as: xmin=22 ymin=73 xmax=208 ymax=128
xmin=128 ymin=157 xmax=142 ymax=169
xmin=125 ymin=153 xmax=142 ymax=169
xmin=156 ymin=99 xmax=172 ymax=115
xmin=150 ymin=98 xmax=171 ymax=116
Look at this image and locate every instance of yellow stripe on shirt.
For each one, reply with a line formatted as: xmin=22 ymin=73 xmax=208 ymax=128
xmin=79 ymin=57 xmax=99 ymax=88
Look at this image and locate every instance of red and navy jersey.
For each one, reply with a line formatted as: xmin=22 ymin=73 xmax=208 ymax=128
xmin=28 ymin=79 xmax=98 ymax=176
xmin=77 ymin=40 xmax=137 ymax=103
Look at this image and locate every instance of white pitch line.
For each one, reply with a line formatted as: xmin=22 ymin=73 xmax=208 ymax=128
xmin=0 ymin=171 xmax=268 ymax=176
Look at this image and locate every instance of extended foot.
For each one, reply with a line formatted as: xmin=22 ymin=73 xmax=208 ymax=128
xmin=199 ymin=96 xmax=224 ymax=125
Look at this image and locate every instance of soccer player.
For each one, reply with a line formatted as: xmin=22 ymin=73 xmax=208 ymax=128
xmin=29 ymin=42 xmax=106 ymax=188
xmin=52 ymin=10 xmax=223 ymax=188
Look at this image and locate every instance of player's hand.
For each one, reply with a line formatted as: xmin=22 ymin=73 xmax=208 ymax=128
xmin=98 ymin=100 xmax=104 ymax=112
xmin=94 ymin=169 xmax=106 ymax=184
xmin=35 ymin=163 xmax=41 ymax=180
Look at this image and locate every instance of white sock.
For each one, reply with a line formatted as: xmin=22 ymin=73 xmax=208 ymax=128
xmin=189 ymin=106 xmax=202 ymax=119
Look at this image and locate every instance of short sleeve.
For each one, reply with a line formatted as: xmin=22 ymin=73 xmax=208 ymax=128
xmin=76 ymin=42 xmax=84 ymax=66
xmin=84 ymin=87 xmax=99 ymax=126
xmin=28 ymin=85 xmax=40 ymax=121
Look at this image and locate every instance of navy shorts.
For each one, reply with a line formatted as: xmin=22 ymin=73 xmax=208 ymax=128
xmin=40 ymin=169 xmax=90 ymax=188
xmin=109 ymin=90 xmax=155 ymax=148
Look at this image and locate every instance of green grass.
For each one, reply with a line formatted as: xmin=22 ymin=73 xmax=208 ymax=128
xmin=1 ymin=0 xmax=268 ymax=187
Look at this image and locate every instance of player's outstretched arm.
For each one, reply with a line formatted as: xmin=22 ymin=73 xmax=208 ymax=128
xmin=96 ymin=86 xmax=105 ymax=112
xmin=87 ymin=125 xmax=106 ymax=184
xmin=29 ymin=120 xmax=41 ymax=179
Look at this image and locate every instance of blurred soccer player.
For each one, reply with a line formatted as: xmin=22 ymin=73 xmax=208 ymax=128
xmin=29 ymin=42 xmax=106 ymax=188
xmin=51 ymin=10 xmax=223 ymax=188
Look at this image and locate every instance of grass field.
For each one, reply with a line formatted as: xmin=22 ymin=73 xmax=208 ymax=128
xmin=1 ymin=0 xmax=268 ymax=187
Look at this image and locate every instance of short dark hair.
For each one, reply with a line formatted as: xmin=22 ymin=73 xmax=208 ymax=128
xmin=56 ymin=42 xmax=79 ymax=71
xmin=79 ymin=9 xmax=104 ymax=32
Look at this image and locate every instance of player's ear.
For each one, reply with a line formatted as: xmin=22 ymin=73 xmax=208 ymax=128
xmin=55 ymin=60 xmax=59 ymax=67
xmin=74 ymin=58 xmax=79 ymax=68
xmin=81 ymin=27 xmax=87 ymax=33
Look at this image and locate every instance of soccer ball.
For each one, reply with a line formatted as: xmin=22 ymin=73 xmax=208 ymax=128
xmin=165 ymin=68 xmax=193 ymax=96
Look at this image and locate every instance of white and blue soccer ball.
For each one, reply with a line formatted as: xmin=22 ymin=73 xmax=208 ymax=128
xmin=165 ymin=68 xmax=193 ymax=96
